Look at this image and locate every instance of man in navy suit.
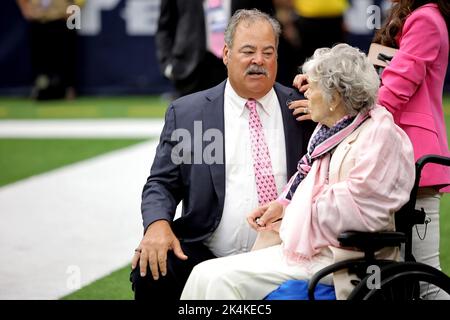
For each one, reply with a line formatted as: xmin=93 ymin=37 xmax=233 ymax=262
xmin=130 ymin=9 xmax=315 ymax=301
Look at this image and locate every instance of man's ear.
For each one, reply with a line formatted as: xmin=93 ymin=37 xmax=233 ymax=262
xmin=223 ymin=45 xmax=229 ymax=66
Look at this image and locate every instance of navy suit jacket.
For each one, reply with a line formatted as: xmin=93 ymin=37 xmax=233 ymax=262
xmin=141 ymin=80 xmax=315 ymax=242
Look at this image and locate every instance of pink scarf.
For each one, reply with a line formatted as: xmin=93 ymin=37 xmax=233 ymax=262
xmin=279 ymin=111 xmax=370 ymax=261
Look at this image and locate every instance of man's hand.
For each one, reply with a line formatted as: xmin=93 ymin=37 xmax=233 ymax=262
xmin=131 ymin=220 xmax=187 ymax=280
xmin=247 ymin=201 xmax=284 ymax=231
xmin=289 ymin=73 xmax=312 ymax=121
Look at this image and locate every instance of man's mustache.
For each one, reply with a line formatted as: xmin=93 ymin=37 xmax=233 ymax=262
xmin=245 ymin=65 xmax=268 ymax=76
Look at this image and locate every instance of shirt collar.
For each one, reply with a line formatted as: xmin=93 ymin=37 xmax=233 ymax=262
xmin=225 ymin=79 xmax=276 ymax=117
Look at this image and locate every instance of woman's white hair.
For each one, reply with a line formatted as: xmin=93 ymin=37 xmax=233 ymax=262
xmin=302 ymin=43 xmax=380 ymax=116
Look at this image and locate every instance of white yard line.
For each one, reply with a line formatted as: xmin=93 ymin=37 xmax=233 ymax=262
xmin=0 ymin=140 xmax=159 ymax=299
xmin=0 ymin=119 xmax=164 ymax=138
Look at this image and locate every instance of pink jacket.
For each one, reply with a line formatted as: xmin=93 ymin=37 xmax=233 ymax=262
xmin=377 ymin=3 xmax=450 ymax=191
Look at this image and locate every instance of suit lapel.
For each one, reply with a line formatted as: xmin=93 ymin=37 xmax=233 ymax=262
xmin=202 ymin=81 xmax=226 ymax=207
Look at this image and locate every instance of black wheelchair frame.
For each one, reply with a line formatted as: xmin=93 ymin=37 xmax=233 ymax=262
xmin=308 ymin=154 xmax=450 ymax=300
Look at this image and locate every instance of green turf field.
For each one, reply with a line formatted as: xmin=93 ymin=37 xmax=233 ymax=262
xmin=0 ymin=95 xmax=449 ymax=300
xmin=62 ymin=266 xmax=134 ymax=300
xmin=0 ymin=139 xmax=145 ymax=187
xmin=0 ymin=96 xmax=165 ymax=300
xmin=0 ymin=96 xmax=168 ymax=119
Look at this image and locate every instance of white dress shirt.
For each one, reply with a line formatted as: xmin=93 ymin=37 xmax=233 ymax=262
xmin=204 ymin=80 xmax=288 ymax=257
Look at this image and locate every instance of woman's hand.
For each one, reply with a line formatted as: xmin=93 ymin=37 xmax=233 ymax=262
xmin=293 ymin=73 xmax=309 ymax=92
xmin=290 ymin=74 xmax=312 ymax=121
xmin=288 ymin=99 xmax=312 ymax=121
xmin=247 ymin=201 xmax=284 ymax=231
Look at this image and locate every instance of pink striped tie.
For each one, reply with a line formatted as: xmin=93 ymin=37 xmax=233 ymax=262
xmin=246 ymin=99 xmax=278 ymax=205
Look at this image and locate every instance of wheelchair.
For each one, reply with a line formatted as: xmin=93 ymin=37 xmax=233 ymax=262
xmin=305 ymin=154 xmax=450 ymax=300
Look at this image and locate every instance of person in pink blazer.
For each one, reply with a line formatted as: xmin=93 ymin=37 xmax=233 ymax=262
xmin=374 ymin=0 xmax=450 ymax=299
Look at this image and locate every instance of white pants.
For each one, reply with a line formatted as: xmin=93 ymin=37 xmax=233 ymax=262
xmin=180 ymin=245 xmax=333 ymax=300
xmin=408 ymin=189 xmax=449 ymax=299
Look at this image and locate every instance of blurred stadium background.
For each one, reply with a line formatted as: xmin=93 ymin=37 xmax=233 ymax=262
xmin=0 ymin=0 xmax=449 ymax=299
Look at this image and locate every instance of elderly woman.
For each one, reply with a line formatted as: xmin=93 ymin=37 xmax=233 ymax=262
xmin=180 ymin=43 xmax=415 ymax=300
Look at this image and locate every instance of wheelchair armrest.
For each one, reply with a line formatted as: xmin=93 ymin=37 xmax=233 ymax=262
xmin=338 ymin=231 xmax=406 ymax=253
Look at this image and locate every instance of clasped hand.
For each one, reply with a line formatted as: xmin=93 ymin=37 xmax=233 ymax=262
xmin=247 ymin=201 xmax=284 ymax=232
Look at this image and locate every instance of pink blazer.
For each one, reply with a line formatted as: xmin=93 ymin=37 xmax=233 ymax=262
xmin=377 ymin=3 xmax=450 ymax=191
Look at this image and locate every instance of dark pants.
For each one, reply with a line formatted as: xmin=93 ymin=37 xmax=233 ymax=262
xmin=130 ymin=241 xmax=216 ymax=302
xmin=29 ymin=19 xmax=77 ymax=100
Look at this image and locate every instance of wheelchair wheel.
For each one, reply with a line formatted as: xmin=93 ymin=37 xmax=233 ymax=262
xmin=348 ymin=262 xmax=450 ymax=300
